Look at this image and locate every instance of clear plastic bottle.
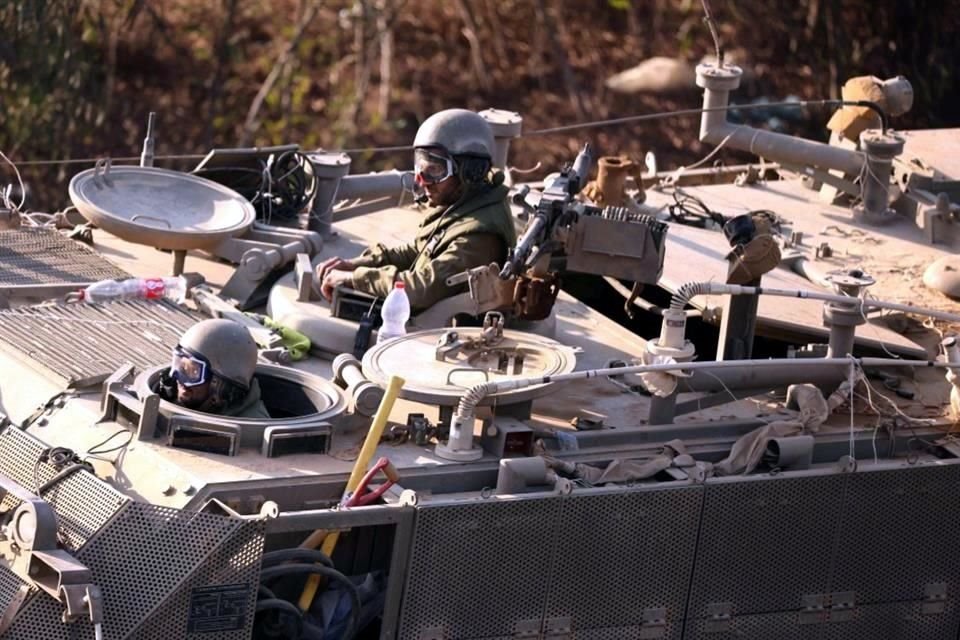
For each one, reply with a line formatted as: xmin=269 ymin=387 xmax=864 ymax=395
xmin=80 ymin=276 xmax=188 ymax=304
xmin=377 ymin=281 xmax=410 ymax=344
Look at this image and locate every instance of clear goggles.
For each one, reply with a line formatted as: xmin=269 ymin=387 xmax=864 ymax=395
xmin=170 ymin=346 xmax=211 ymax=388
xmin=414 ymin=149 xmax=455 ymax=185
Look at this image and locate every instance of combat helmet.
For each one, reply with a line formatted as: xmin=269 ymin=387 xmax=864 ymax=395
xmin=175 ymin=319 xmax=257 ymax=390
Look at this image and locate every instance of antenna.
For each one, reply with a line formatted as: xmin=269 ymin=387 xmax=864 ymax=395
xmin=701 ymin=0 xmax=724 ymax=68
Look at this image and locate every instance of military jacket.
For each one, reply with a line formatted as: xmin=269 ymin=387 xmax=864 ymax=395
xmin=350 ymin=183 xmax=517 ymax=311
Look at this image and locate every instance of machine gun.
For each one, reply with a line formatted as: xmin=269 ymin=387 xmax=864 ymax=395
xmin=500 ymin=143 xmax=597 ymax=279
xmin=497 ymin=143 xmax=669 ymax=320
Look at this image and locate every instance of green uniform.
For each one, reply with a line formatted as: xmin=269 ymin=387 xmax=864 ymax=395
xmin=350 ymin=183 xmax=517 ymax=312
xmin=223 ymin=378 xmax=270 ymax=419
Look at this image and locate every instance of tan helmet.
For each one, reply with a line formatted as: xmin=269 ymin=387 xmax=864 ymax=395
xmin=413 ymin=109 xmax=495 ymax=159
xmin=178 ymin=319 xmax=257 ymax=389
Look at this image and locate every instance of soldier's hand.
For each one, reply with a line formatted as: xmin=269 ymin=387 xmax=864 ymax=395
xmin=316 ymin=257 xmax=356 ymax=284
xmin=321 ymin=270 xmax=354 ymax=301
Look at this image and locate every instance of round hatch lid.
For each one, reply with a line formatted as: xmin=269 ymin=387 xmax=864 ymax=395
xmin=362 ymin=327 xmax=577 ymax=406
xmin=69 ymin=164 xmax=255 ymax=251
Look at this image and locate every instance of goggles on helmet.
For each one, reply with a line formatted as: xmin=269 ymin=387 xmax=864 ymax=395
xmin=170 ymin=346 xmax=211 ymax=388
xmin=414 ymin=149 xmax=455 ymax=185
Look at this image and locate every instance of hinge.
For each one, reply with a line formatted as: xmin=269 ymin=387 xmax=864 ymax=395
xmin=923 ymin=583 xmax=948 ymax=615
xmin=799 ymin=594 xmax=828 ymax=625
xmin=703 ymin=602 xmax=733 ymax=633
xmin=543 ymin=616 xmax=572 ymax=639
xmin=800 ymin=592 xmax=857 ymax=624
xmin=829 ymin=591 xmax=856 ymax=623
xmin=512 ymin=619 xmax=540 ymax=639
xmin=639 ymin=607 xmax=667 ymax=639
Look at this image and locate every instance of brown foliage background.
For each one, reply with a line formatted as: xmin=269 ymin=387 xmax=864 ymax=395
xmin=1 ymin=0 xmax=958 ymax=211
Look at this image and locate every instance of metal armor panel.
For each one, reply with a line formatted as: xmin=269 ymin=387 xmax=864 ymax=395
xmin=545 ymin=486 xmax=702 ymax=639
xmin=687 ymin=474 xmax=847 ymax=618
xmin=398 ymin=497 xmax=564 ymax=640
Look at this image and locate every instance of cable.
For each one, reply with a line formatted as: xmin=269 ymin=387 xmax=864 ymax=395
xmin=83 ymin=428 xmax=135 ymax=466
xmin=665 ymin=187 xmax=727 ymax=228
xmin=670 ymin=281 xmax=960 ymax=325
xmin=658 ymin=132 xmax=734 ymax=188
xmin=0 ymin=150 xmax=27 ymax=212
xmin=259 ymin=563 xmax=361 ymax=639
xmin=700 ymin=0 xmax=724 ymax=67
xmin=8 ymin=99 xmax=893 ymax=169
xmin=848 ymin=357 xmax=856 ymax=461
xmin=254 ymin=598 xmax=304 ymax=639
xmin=522 ymin=100 xmax=889 ymax=137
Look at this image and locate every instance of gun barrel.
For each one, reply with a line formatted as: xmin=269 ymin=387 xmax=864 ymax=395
xmin=501 ymin=213 xmax=549 ymax=278
xmin=569 ymin=143 xmax=594 ymax=195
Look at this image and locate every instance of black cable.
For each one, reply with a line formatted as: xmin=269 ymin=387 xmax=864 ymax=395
xmin=667 ymin=188 xmax=727 ymax=228
xmin=9 ymin=99 xmax=894 ymax=169
xmin=524 ymin=99 xmax=890 ymax=136
xmin=86 ymin=429 xmax=135 ymax=457
xmin=37 ymin=464 xmax=88 ymax=494
xmin=259 ymin=563 xmax=362 ymax=639
xmin=262 ymin=149 xmax=317 ymax=222
xmin=258 ymin=585 xmax=277 ymax=600
xmin=254 ymin=598 xmax=304 ymax=639
xmin=33 ymin=446 xmax=91 ymax=494
xmin=261 ymin=548 xmax=334 ymax=569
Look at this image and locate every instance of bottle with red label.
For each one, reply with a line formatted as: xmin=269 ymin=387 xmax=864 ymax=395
xmin=80 ymin=276 xmax=188 ymax=304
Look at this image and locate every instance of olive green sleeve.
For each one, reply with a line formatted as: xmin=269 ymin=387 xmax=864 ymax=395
xmin=351 ymin=233 xmax=504 ymax=311
xmin=350 ymin=241 xmax=420 ymax=270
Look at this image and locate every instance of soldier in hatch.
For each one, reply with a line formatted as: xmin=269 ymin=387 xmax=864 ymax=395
xmin=160 ymin=319 xmax=270 ymax=419
xmin=315 ymin=108 xmax=517 ymax=313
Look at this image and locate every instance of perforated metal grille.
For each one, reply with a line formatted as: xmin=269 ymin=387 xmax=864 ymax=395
xmin=832 ymin=465 xmax=960 ymax=605
xmin=0 ymin=427 xmax=128 ymax=551
xmin=545 ymin=487 xmax=702 ymax=639
xmin=684 ymin=611 xmax=819 ymax=640
xmin=574 ymin=628 xmax=644 ymax=640
xmin=0 ymin=299 xmax=199 ymax=387
xmin=0 ymin=228 xmax=128 ymax=288
xmin=399 ymin=497 xmax=564 ymax=640
xmin=821 ymin=601 xmax=959 ymax=640
xmin=0 ymin=566 xmax=28 ymax=623
xmin=135 ymin=521 xmax=264 ymax=639
xmin=5 ymin=503 xmax=250 ymax=639
xmin=687 ymin=475 xmax=846 ymax=618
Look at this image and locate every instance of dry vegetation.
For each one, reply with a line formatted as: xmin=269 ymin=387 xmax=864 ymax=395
xmin=1 ymin=0 xmax=958 ymax=211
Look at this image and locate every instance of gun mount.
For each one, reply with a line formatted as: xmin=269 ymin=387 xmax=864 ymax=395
xmin=497 ymin=143 xmax=668 ymax=320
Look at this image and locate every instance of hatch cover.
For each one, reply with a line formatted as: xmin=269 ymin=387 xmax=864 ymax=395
xmin=362 ymin=327 xmax=576 ymax=406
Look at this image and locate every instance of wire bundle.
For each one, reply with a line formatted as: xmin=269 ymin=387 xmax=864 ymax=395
xmin=255 ymin=548 xmax=363 ymax=639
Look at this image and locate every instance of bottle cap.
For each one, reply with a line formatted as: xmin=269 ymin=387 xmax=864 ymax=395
xmin=394 ymin=281 xmax=405 ymax=289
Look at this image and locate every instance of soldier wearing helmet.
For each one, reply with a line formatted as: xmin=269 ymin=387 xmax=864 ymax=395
xmin=160 ymin=319 xmax=270 ymax=419
xmin=316 ymin=108 xmax=517 ymax=312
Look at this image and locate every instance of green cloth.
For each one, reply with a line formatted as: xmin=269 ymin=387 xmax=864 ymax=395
xmin=350 ymin=183 xmax=516 ymax=312
xmin=261 ymin=316 xmax=311 ymax=361
xmin=223 ymin=378 xmax=270 ymax=419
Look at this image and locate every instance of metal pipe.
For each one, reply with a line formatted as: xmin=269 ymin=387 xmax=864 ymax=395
xmin=672 ymin=281 xmax=960 ymax=325
xmin=696 ymin=64 xmax=866 ymax=177
xmin=454 ymin=356 xmax=960 ymax=425
xmin=336 ymin=171 xmax=411 ymax=200
xmin=682 ymin=363 xmax=847 ymax=392
xmin=479 ymin=109 xmax=523 ymax=171
xmin=332 ymin=353 xmax=384 ymax=417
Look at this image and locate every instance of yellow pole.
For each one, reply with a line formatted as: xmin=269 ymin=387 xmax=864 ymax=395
xmin=297 ymin=374 xmax=405 ymax=612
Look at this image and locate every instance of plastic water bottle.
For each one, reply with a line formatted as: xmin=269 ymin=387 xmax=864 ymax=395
xmin=80 ymin=276 xmax=188 ymax=304
xmin=377 ymin=282 xmax=410 ymax=344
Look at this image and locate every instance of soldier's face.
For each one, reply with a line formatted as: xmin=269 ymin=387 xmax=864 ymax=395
xmin=424 ymin=175 xmax=463 ymax=206
xmin=177 ymin=380 xmax=211 ymax=409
